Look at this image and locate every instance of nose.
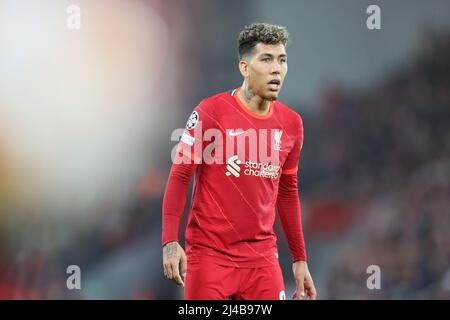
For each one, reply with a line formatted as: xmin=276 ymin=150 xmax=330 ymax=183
xmin=270 ymin=61 xmax=282 ymax=74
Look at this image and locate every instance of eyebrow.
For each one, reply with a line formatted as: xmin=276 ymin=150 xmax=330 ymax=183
xmin=259 ymin=53 xmax=288 ymax=59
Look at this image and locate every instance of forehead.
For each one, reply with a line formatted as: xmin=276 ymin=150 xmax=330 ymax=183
xmin=253 ymin=43 xmax=286 ymax=56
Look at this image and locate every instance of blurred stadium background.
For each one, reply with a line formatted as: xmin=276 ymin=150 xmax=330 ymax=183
xmin=0 ymin=0 xmax=449 ymax=299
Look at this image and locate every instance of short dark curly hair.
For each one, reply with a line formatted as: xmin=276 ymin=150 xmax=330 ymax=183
xmin=238 ymin=23 xmax=289 ymax=60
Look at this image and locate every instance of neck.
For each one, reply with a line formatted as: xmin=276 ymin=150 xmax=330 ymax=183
xmin=238 ymin=82 xmax=271 ymax=116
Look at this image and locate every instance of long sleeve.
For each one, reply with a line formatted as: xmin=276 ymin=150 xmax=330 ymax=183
xmin=277 ymin=113 xmax=307 ymax=262
xmin=276 ymin=173 xmax=307 ymax=262
xmin=162 ymin=101 xmax=212 ymax=247
xmin=161 ymin=162 xmax=197 ymax=246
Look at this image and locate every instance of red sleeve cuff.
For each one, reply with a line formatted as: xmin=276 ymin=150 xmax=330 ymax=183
xmin=162 ymin=214 xmax=181 ymax=246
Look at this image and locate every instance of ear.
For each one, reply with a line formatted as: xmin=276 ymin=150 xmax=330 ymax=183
xmin=239 ymin=59 xmax=249 ymax=78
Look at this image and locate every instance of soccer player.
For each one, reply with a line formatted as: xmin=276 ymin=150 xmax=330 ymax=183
xmin=162 ymin=23 xmax=316 ymax=300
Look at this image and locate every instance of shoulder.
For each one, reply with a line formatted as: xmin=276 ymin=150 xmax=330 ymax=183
xmin=196 ymin=90 xmax=235 ymax=117
xmin=200 ymin=90 xmax=234 ymax=108
xmin=274 ymin=101 xmax=303 ymax=129
xmin=190 ymin=90 xmax=233 ymax=127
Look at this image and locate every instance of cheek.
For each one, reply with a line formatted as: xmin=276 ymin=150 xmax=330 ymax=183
xmin=250 ymin=63 xmax=267 ymax=76
xmin=248 ymin=69 xmax=266 ymax=84
xmin=280 ymin=67 xmax=288 ymax=80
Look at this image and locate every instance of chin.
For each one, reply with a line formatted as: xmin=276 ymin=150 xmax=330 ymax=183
xmin=266 ymin=92 xmax=279 ymax=101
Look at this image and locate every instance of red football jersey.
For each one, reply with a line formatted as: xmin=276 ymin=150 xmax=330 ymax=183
xmin=166 ymin=88 xmax=305 ymax=267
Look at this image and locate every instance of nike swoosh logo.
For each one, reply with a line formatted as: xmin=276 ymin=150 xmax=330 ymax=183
xmin=229 ymin=130 xmax=245 ymax=136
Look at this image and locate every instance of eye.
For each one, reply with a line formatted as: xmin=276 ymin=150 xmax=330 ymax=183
xmin=261 ymin=57 xmax=270 ymax=62
xmin=280 ymin=58 xmax=287 ymax=63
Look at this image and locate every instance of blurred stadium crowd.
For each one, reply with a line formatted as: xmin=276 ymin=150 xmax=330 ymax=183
xmin=3 ymin=29 xmax=448 ymax=300
xmin=304 ymin=31 xmax=450 ymax=299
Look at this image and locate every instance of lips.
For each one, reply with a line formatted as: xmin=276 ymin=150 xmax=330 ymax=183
xmin=268 ymin=79 xmax=281 ymax=91
xmin=268 ymin=79 xmax=280 ymax=85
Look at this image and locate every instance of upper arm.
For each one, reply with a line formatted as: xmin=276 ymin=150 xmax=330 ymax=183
xmin=175 ymin=101 xmax=216 ymax=164
xmin=281 ymin=114 xmax=304 ymax=175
